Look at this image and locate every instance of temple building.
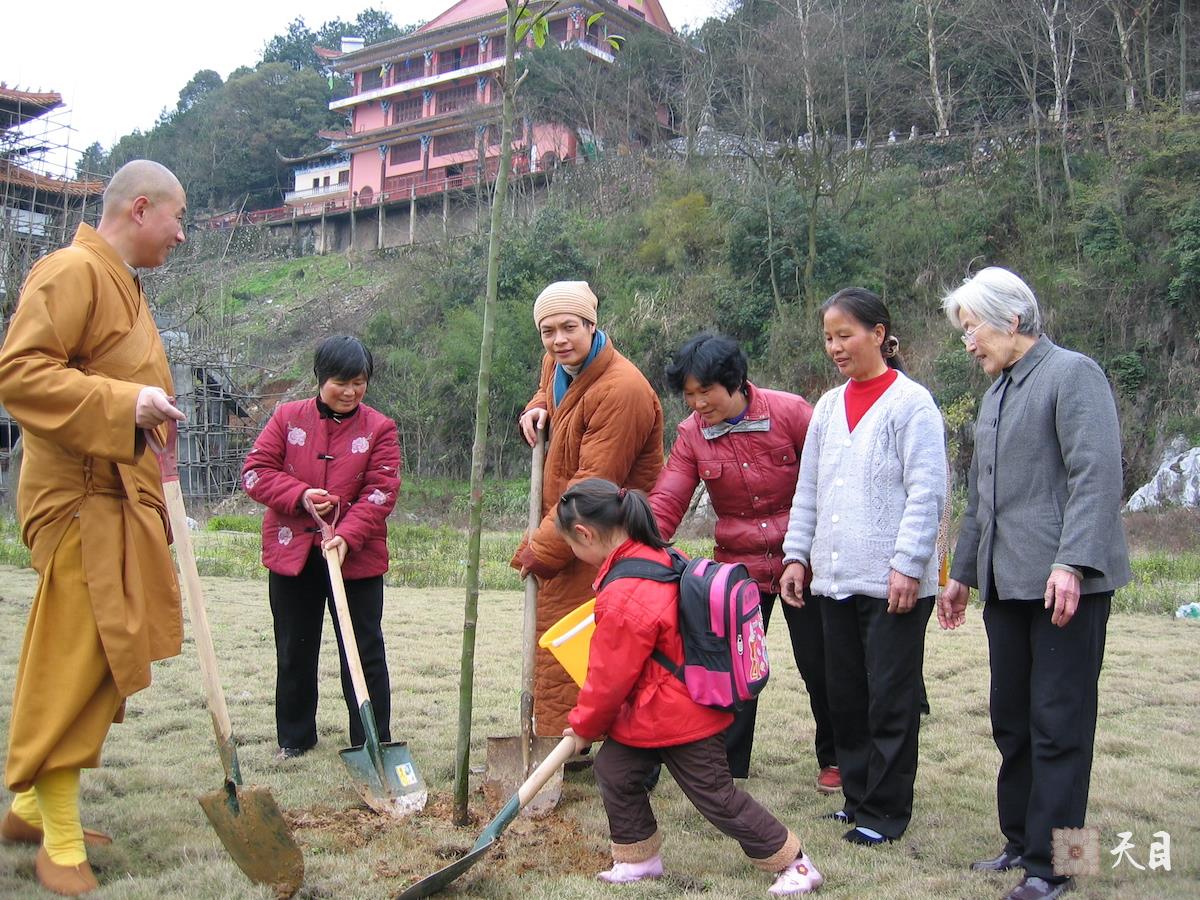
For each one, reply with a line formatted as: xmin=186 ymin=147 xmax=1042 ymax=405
xmin=282 ymin=0 xmax=673 ymax=224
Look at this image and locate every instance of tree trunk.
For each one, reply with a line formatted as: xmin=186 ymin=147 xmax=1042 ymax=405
xmin=453 ymin=0 xmax=532 ymax=827
xmin=1142 ymin=7 xmax=1154 ymax=104
xmin=921 ymin=0 xmax=952 ymax=135
xmin=1032 ymin=105 xmax=1046 ymax=208
xmin=840 ymin=1 xmax=852 ymax=151
xmin=1108 ymin=2 xmax=1139 ymax=110
xmin=1183 ymin=0 xmax=1190 ymax=113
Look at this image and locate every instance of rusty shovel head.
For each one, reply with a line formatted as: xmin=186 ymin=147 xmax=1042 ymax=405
xmin=197 ymin=781 xmax=304 ymax=897
xmin=481 ymin=735 xmax=564 ymax=819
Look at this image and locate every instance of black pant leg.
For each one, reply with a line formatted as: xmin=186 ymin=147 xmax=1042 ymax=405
xmin=269 ymin=550 xmax=329 ymax=750
xmin=1021 ymin=593 xmax=1110 ymax=880
xmin=984 ymin=599 xmax=1035 ymax=858
xmin=853 ymin=595 xmax=932 ymax=839
xmin=328 ymin=573 xmax=391 ymax=746
xmin=821 ymin=594 xmax=868 ymax=817
xmin=723 ymin=594 xmax=776 ymax=778
xmin=778 ymin=588 xmax=837 ymax=768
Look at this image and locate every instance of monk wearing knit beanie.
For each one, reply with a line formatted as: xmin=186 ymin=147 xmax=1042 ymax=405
xmin=533 ymin=281 xmax=598 ymax=326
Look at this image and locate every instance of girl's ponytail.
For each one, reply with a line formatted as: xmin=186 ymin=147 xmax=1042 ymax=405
xmin=616 ymin=485 xmax=671 ymax=549
xmin=557 ymin=478 xmax=671 ymax=550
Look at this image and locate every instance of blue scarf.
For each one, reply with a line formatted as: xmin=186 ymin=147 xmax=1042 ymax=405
xmin=553 ymin=330 xmax=607 ymax=407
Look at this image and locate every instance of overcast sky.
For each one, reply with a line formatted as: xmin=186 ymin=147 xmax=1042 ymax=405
xmin=6 ymin=0 xmax=728 ymax=174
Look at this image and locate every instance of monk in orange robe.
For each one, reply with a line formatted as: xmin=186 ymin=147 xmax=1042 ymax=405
xmin=0 ymin=159 xmax=188 ymax=896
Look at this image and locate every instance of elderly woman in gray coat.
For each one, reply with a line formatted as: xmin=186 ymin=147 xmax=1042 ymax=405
xmin=938 ymin=267 xmax=1131 ymax=900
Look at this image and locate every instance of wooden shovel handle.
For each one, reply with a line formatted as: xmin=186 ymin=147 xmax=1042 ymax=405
xmin=148 ymin=424 xmax=236 ymax=753
xmin=520 ymin=433 xmax=545 ymax=765
xmin=324 ymin=548 xmax=372 ymax=708
xmin=517 ymin=735 xmax=576 ymax=807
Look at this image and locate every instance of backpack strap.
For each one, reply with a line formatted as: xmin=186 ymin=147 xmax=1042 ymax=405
xmin=597 ymin=549 xmax=685 ymax=590
xmin=597 ymin=548 xmax=689 ymax=682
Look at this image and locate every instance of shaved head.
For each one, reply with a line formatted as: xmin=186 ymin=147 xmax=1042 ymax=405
xmin=102 ymin=160 xmax=183 ymax=214
xmin=97 ymin=159 xmax=187 ymax=268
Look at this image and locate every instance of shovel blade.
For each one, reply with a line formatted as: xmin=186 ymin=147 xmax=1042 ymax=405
xmin=394 ymin=837 xmax=496 ymax=900
xmin=197 ymin=783 xmax=303 ymax=896
xmin=482 ymin=736 xmax=564 ymax=819
xmin=339 ymin=740 xmax=428 ymax=818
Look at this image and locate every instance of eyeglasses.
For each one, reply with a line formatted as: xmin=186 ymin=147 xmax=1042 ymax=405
xmin=960 ymin=322 xmax=987 ymax=347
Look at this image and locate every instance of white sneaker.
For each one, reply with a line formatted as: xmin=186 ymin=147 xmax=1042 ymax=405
xmin=768 ymin=853 xmax=823 ymax=895
xmin=596 ymin=854 xmax=664 ymax=884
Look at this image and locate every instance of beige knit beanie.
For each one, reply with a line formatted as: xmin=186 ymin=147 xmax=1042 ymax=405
xmin=533 ymin=281 xmax=598 ymax=326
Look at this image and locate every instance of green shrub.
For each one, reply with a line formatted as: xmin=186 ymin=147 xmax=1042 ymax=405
xmin=206 ymin=514 xmax=261 ymax=533
xmin=1108 ymin=351 xmax=1147 ymax=400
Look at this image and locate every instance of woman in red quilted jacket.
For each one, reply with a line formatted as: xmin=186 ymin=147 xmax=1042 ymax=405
xmin=561 ymin=478 xmax=823 ymax=896
xmin=241 ymin=336 xmax=400 ymax=760
xmin=649 ymin=333 xmax=837 ymax=789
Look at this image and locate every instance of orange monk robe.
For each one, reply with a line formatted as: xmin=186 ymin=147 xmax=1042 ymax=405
xmin=0 ymin=223 xmax=182 ymax=792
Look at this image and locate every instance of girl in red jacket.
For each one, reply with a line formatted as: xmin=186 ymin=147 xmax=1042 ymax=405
xmin=242 ymin=336 xmax=400 ymax=761
xmin=559 ymin=478 xmax=823 ymax=896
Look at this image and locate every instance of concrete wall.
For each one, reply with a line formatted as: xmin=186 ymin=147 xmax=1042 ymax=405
xmin=275 ymin=183 xmax=534 ymax=254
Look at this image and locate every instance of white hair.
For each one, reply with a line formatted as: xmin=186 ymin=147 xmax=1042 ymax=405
xmin=942 ymin=267 xmax=1042 ymax=336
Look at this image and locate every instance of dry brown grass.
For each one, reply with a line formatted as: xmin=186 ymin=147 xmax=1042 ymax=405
xmin=0 ymin=566 xmax=1197 ymax=899
xmin=1123 ymin=507 xmax=1200 ymax=556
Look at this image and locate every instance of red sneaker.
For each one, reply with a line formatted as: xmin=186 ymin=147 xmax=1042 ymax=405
xmin=816 ymin=765 xmax=841 ymax=794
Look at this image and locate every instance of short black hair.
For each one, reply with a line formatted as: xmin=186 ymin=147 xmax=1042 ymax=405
xmin=664 ymin=332 xmax=748 ymax=394
xmin=313 ymin=335 xmax=374 ymax=385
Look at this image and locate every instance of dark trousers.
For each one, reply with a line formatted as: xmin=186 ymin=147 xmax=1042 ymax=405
xmin=725 ymin=591 xmax=836 ymax=778
xmin=984 ymin=593 xmax=1111 ymax=881
xmin=595 ymin=734 xmax=792 ymax=861
xmin=821 ymin=593 xmax=932 ymax=839
xmin=269 ymin=548 xmax=391 ymax=750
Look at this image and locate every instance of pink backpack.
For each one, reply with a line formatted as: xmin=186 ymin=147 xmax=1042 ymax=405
xmin=599 ymin=548 xmax=770 ymax=711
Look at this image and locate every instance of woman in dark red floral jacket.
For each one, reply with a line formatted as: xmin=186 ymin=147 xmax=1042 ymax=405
xmin=242 ymin=336 xmax=400 ymax=760
xmin=649 ymin=333 xmax=837 ymax=790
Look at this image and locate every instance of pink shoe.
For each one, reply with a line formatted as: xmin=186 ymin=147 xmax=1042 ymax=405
xmin=596 ymin=855 xmax=664 ymax=884
xmin=769 ymin=854 xmax=823 ymax=895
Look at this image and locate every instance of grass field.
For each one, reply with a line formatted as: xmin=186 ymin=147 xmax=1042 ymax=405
xmin=0 ymin=562 xmax=1197 ymax=899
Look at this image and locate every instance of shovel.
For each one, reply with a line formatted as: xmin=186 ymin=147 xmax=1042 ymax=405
xmin=304 ymin=495 xmax=428 ymax=818
xmin=483 ymin=432 xmax=564 ymax=817
xmin=395 ymin=735 xmax=577 ymax=899
xmin=149 ymin=422 xmax=304 ymax=896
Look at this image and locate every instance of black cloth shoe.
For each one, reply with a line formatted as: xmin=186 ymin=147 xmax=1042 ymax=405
xmin=843 ymin=826 xmax=893 ymax=846
xmin=971 ymin=848 xmax=1024 ymax=872
xmin=1002 ymin=876 xmax=1073 ymax=900
xmin=820 ymin=809 xmax=854 ymax=824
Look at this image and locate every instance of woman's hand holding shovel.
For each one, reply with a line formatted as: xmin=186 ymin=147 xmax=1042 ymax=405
xmin=304 ymin=488 xmax=334 ymax=516
xmin=324 ymin=535 xmax=347 ymax=566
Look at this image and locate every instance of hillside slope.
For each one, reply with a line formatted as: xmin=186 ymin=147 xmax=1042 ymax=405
xmin=150 ymin=114 xmax=1200 ymax=490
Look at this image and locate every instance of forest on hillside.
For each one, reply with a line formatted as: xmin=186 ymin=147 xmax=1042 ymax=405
xmin=88 ymin=0 xmax=1198 ymax=494
xmin=78 ymin=1 xmax=1196 ymax=215
xmin=152 ymin=110 xmax=1200 ymax=495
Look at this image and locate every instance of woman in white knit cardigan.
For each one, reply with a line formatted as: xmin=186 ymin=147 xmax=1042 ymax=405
xmin=780 ymin=287 xmax=946 ymax=847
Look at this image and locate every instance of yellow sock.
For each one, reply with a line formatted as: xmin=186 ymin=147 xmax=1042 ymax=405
xmin=34 ymin=769 xmax=86 ymax=866
xmin=10 ymin=786 xmax=41 ymax=827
